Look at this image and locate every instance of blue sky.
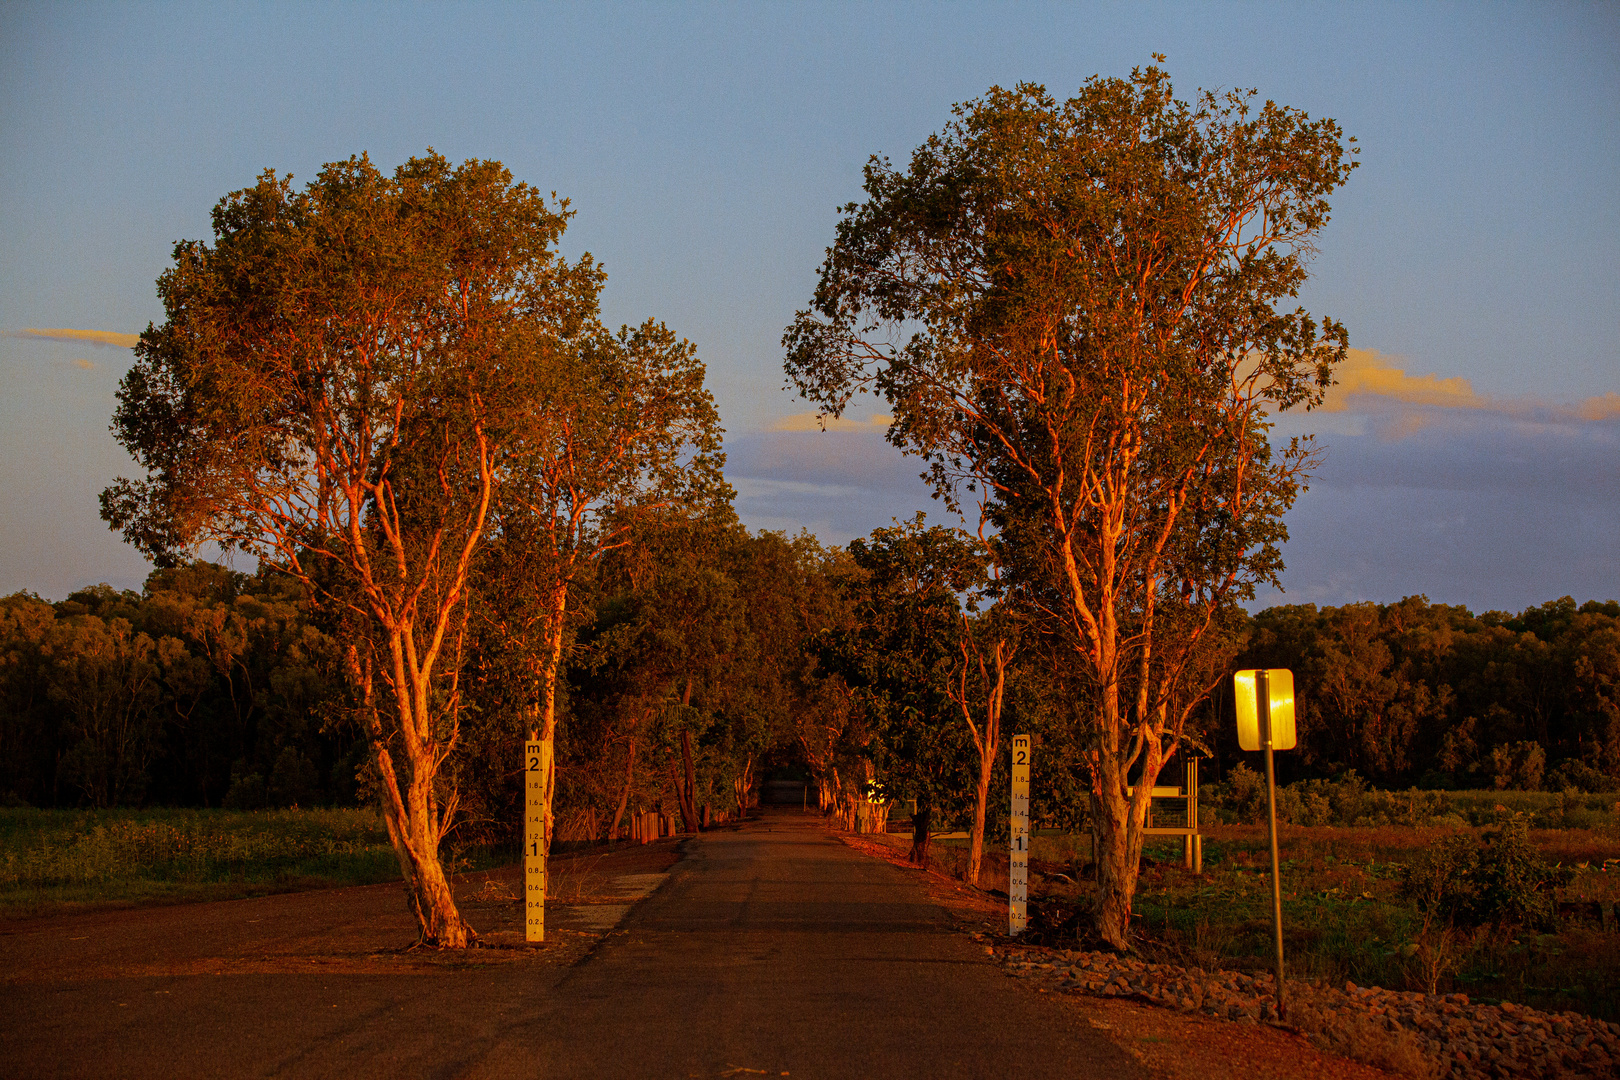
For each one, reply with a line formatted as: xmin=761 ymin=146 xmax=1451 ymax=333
xmin=1 ymin=1 xmax=1615 ymax=611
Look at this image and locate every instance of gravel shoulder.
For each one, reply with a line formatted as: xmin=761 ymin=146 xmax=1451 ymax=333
xmin=836 ymin=829 xmax=1396 ymax=1080
xmin=837 ymin=827 xmax=1620 ymax=1079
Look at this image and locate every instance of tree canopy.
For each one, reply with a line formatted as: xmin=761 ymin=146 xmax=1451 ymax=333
xmin=784 ymin=63 xmax=1357 ymax=947
xmin=102 ymin=152 xmax=613 ymax=946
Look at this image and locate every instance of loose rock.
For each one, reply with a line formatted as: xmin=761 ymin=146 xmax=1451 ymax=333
xmin=990 ymin=943 xmax=1614 ymax=1079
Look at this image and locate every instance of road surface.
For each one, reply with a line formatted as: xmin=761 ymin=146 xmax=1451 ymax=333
xmin=2 ymin=810 xmax=1144 ymax=1079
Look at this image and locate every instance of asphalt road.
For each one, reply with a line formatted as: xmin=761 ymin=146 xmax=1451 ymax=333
xmin=3 ymin=810 xmax=1145 ymax=1079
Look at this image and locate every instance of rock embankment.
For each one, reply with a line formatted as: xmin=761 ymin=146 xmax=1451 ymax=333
xmin=991 ymin=944 xmax=1618 ymax=1079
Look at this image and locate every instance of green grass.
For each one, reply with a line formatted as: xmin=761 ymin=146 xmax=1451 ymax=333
xmin=0 ymin=806 xmax=409 ymax=917
xmin=910 ymin=807 xmax=1620 ymax=1020
xmin=1443 ymin=789 xmax=1620 ymax=829
xmin=1124 ymin=828 xmax=1620 ymax=1021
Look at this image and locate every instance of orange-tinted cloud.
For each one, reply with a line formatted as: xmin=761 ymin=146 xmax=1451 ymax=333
xmin=1576 ymin=392 xmax=1620 ymax=422
xmin=11 ymin=327 xmax=139 ymax=348
xmin=770 ymin=411 xmax=893 ymax=433
xmin=1320 ymin=349 xmax=1483 ymax=412
xmin=1321 ymin=349 xmax=1616 ymax=429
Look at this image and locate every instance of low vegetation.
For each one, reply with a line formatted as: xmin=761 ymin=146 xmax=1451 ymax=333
xmin=921 ymin=796 xmax=1620 ymax=1021
xmin=0 ymin=807 xmax=412 ymax=917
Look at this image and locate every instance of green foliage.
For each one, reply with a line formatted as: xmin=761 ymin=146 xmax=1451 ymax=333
xmin=1485 ymin=740 xmax=1546 ymax=791
xmin=1198 ymin=769 xmax=1593 ymax=829
xmin=818 ymin=516 xmax=988 ymax=818
xmin=1401 ymin=819 xmax=1572 ymax=929
xmin=1219 ymin=763 xmax=1270 ymax=824
xmin=1235 ymin=595 xmax=1620 ymax=791
xmin=0 ymin=564 xmax=353 ymax=809
xmin=98 ymin=150 xmax=666 ymax=941
xmin=222 ymin=768 xmax=269 ymax=810
xmin=783 ymin=59 xmax=1356 ymax=946
xmin=0 ymin=807 xmax=399 ymax=915
xmin=1547 ymin=757 xmax=1618 ymax=793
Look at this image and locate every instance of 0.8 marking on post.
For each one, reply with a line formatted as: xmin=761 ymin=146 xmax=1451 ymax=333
xmin=1010 ymin=733 xmax=1030 ymax=935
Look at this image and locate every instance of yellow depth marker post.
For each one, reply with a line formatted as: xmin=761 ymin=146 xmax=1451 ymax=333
xmin=524 ymin=739 xmax=550 ymax=943
xmin=1010 ymin=733 xmax=1031 ymax=935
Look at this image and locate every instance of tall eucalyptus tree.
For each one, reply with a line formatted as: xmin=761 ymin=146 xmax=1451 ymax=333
xmin=785 ymin=64 xmax=1356 ymax=947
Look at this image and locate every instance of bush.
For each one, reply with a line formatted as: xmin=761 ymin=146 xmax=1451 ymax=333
xmin=1219 ymin=763 xmax=1268 ymax=824
xmin=1400 ymin=818 xmax=1571 ymax=929
xmin=267 ymin=748 xmax=319 ymax=807
xmin=1208 ymin=768 xmax=1458 ymax=827
xmin=1484 ymin=741 xmax=1546 ymax=791
xmin=222 ymin=771 xmax=268 ymax=810
xmin=1547 ymin=758 xmax=1618 ymax=794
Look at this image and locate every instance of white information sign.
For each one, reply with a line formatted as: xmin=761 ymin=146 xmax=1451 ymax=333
xmin=525 ymin=739 xmax=550 ymax=942
xmin=1010 ymin=733 xmax=1030 ymax=935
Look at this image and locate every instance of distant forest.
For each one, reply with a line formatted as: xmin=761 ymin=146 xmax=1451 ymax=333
xmin=1231 ymin=595 xmax=1620 ymax=792
xmin=4 ymin=554 xmax=1616 ymax=817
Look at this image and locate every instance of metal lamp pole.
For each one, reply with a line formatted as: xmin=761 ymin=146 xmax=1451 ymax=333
xmin=1258 ymin=669 xmax=1286 ymax=1020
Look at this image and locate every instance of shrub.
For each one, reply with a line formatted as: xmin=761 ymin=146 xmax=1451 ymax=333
xmin=1207 ymin=768 xmax=1458 ymax=827
xmin=267 ymin=748 xmax=319 ymax=807
xmin=1400 ymin=818 xmax=1570 ymax=929
xmin=1471 ymin=818 xmax=1572 ymax=926
xmin=1401 ymin=833 xmax=1480 ymax=922
xmin=1220 ymin=763 xmax=1268 ymax=824
xmin=1547 ymin=758 xmax=1618 ymax=794
xmin=1484 ymin=741 xmax=1546 ymax=791
xmin=222 ymin=771 xmax=268 ymax=810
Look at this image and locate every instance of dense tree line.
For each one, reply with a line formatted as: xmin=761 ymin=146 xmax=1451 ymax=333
xmin=9 ymin=570 xmax=1614 ymax=819
xmin=0 ymin=518 xmax=858 ymax=829
xmin=0 ymin=564 xmax=352 ymax=810
xmin=1227 ymin=595 xmax=1620 ymax=793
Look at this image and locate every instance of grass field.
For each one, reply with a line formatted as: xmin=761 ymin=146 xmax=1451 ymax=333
xmin=0 ymin=807 xmax=512 ymax=918
xmin=1125 ymin=825 xmax=1620 ymax=1021
xmin=921 ymin=809 xmax=1620 ymax=1022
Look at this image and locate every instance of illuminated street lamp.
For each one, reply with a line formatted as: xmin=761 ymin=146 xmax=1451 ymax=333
xmin=1234 ymin=668 xmax=1296 ymax=1019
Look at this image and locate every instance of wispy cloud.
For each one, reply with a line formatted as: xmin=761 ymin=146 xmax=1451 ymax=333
xmin=1321 ymin=349 xmax=1482 ymax=411
xmin=9 ymin=328 xmax=139 ymax=348
xmin=1258 ymin=409 xmax=1618 ymax=611
xmin=1576 ymin=393 xmax=1620 ymax=422
xmin=1261 ymin=350 xmax=1618 ymax=610
xmin=725 ymin=427 xmax=936 ymax=546
xmin=769 ymin=411 xmax=892 ymax=433
xmin=730 ymin=477 xmax=869 ymax=500
xmin=73 ymin=358 xmax=94 ymax=370
xmin=1321 ymin=349 xmax=1616 ymax=429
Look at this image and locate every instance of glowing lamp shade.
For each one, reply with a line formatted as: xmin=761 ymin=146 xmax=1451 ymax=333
xmin=1234 ymin=669 xmax=1297 ymax=751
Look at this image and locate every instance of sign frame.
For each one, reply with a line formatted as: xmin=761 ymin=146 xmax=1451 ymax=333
xmin=1232 ymin=668 xmax=1293 ymax=1019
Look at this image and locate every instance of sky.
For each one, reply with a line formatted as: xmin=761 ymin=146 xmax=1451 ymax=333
xmin=1 ymin=0 xmax=1615 ymax=613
